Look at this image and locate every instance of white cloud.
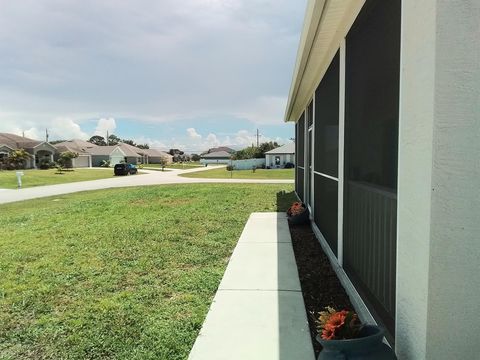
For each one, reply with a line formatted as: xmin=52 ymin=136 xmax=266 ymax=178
xmin=186 ymin=127 xmax=202 ymax=139
xmin=94 ymin=118 xmax=116 ymax=136
xmin=50 ymin=117 xmax=89 ymax=140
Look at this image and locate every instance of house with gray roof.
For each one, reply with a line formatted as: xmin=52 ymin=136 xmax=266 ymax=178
xmin=200 ymin=150 xmax=232 ymax=165
xmin=0 ymin=133 xmax=57 ymax=169
xmin=264 ymin=142 xmax=295 ymax=168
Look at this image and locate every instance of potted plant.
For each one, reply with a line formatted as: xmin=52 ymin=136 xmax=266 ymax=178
xmin=315 ymin=307 xmax=396 ymax=359
xmin=286 ymin=201 xmax=309 ymax=225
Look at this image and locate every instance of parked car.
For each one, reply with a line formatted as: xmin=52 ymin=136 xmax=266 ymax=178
xmin=114 ymin=163 xmax=138 ymax=176
xmin=284 ymin=162 xmax=295 ymax=169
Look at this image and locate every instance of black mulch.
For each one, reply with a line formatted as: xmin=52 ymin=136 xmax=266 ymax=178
xmin=288 ymin=222 xmax=354 ymax=356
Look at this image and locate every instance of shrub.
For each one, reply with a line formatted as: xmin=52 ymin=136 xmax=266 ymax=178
xmin=226 ymin=165 xmax=234 ymax=171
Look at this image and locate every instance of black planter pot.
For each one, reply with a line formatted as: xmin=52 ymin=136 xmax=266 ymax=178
xmin=287 ymin=207 xmax=309 ymax=225
xmin=316 ymin=325 xmax=397 ymax=360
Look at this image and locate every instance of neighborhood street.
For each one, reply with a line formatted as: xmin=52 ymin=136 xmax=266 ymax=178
xmin=0 ymin=166 xmax=294 ymax=204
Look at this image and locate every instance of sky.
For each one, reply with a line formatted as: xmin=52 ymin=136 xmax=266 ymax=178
xmin=0 ymin=0 xmax=307 ymax=153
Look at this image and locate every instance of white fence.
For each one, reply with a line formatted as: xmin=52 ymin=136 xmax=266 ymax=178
xmin=231 ymin=158 xmax=266 ymax=170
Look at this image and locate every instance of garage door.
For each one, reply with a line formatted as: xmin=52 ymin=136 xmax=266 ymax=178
xmin=110 ymin=155 xmax=124 ymax=166
xmin=75 ymin=156 xmax=90 ymax=168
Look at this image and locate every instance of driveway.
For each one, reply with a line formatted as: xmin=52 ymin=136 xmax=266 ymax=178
xmin=0 ymin=166 xmax=294 ymax=204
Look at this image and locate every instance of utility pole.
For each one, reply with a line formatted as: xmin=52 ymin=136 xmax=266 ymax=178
xmin=106 ymin=130 xmax=109 ymax=145
xmin=45 ymin=128 xmax=49 ymax=142
xmin=256 ymin=128 xmax=260 ymax=147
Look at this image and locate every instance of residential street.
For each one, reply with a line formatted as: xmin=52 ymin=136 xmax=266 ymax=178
xmin=0 ymin=166 xmax=293 ymax=204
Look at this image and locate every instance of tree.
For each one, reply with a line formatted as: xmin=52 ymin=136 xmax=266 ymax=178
xmin=159 ymin=157 xmax=168 ymax=171
xmin=122 ymin=139 xmax=136 ymax=146
xmin=137 ymin=144 xmax=150 ymax=149
xmin=191 ymin=154 xmax=201 ymax=161
xmin=232 ymin=142 xmax=280 ymax=160
xmin=107 ymin=134 xmax=120 ymax=145
xmin=88 ymin=135 xmax=106 ymax=146
xmin=7 ymin=149 xmax=30 ymax=169
xmin=57 ymin=151 xmax=79 ymax=169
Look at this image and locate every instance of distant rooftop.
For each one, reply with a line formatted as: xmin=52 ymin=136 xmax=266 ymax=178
xmin=265 ymin=143 xmax=295 ymax=155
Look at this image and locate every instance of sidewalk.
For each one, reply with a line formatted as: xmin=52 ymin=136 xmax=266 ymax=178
xmin=188 ymin=213 xmax=314 ymax=360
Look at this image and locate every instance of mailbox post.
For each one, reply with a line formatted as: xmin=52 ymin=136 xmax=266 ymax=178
xmin=16 ymin=171 xmax=24 ymax=189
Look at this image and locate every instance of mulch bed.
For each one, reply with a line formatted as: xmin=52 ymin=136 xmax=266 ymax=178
xmin=288 ymin=222 xmax=354 ymax=356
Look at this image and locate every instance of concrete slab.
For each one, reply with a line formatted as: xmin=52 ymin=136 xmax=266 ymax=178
xmin=188 ymin=290 xmax=314 ymax=360
xmin=238 ymin=212 xmax=291 ymax=244
xmin=218 ymin=242 xmax=301 ymax=291
xmin=188 ymin=213 xmax=315 ymax=360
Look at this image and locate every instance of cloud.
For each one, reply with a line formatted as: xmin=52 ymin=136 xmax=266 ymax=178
xmin=186 ymin=127 xmax=202 ymax=139
xmin=0 ymin=0 xmax=305 ymax=127
xmin=94 ymin=118 xmax=116 ymax=136
xmin=50 ymin=117 xmax=89 ymax=140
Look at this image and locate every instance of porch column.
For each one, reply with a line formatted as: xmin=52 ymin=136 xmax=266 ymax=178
xmin=396 ymin=0 xmax=479 ymax=358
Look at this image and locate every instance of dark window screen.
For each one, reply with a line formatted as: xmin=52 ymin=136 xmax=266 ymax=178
xmin=307 ymin=101 xmax=313 ymax=128
xmin=297 ymin=114 xmax=305 ymax=166
xmin=296 ymin=167 xmax=304 ymax=201
xmin=296 ymin=114 xmax=305 ymax=200
xmin=345 ymin=0 xmax=400 ymax=190
xmin=343 ymin=0 xmax=401 ymax=341
xmin=314 ymin=52 xmax=339 ymax=177
xmin=314 ymin=175 xmax=338 ymax=255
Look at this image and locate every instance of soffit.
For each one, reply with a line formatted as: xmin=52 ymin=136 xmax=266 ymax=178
xmin=285 ymin=0 xmax=365 ymax=122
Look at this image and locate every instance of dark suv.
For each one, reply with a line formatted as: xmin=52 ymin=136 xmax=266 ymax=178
xmin=114 ymin=163 xmax=138 ymax=176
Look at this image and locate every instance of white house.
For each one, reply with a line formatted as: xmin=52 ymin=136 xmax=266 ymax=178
xmin=286 ymin=0 xmax=478 ymax=358
xmin=265 ymin=143 xmax=295 ymax=168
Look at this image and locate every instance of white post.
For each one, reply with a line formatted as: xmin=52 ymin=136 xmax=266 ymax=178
xmin=396 ymin=0 xmax=479 ymax=358
xmin=337 ymin=39 xmax=346 ymax=267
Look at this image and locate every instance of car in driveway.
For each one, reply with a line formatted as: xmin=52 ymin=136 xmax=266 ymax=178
xmin=114 ymin=163 xmax=138 ymax=176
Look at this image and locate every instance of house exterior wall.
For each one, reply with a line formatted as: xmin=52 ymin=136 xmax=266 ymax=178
xmin=265 ymin=154 xmax=294 ymax=168
xmin=396 ymin=0 xmax=479 ymax=358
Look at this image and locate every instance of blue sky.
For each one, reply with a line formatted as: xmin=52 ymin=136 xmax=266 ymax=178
xmin=0 ymin=0 xmax=306 ymax=152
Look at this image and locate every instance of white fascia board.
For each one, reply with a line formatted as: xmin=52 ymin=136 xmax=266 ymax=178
xmin=284 ymin=0 xmax=365 ymax=123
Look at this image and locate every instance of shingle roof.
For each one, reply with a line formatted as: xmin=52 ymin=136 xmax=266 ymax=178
xmin=201 ymin=150 xmax=232 ymax=159
xmin=55 ymin=139 xmax=98 ymax=154
xmin=0 ymin=133 xmax=43 ymax=150
xmin=264 ymin=142 xmax=295 ymax=154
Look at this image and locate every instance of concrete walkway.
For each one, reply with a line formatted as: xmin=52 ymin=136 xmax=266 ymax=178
xmin=188 ymin=213 xmax=314 ymax=360
xmin=0 ymin=167 xmax=293 ymax=204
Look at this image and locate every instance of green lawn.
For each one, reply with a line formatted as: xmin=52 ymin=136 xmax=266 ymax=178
xmin=0 ymin=169 xmax=116 ymax=189
xmin=180 ymin=167 xmax=295 ymax=180
xmin=142 ymin=163 xmax=202 ymax=170
xmin=0 ymin=184 xmax=296 ymax=359
xmin=165 ymin=162 xmax=203 ymax=170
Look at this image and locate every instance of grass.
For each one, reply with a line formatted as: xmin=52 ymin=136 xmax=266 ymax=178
xmin=180 ymin=167 xmax=295 ymax=180
xmin=142 ymin=163 xmax=202 ymax=170
xmin=165 ymin=163 xmax=203 ymax=170
xmin=0 ymin=169 xmax=115 ymax=189
xmin=0 ymin=184 xmax=296 ymax=359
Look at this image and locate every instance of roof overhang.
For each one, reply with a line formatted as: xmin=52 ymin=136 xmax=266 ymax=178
xmin=284 ymin=0 xmax=365 ymax=122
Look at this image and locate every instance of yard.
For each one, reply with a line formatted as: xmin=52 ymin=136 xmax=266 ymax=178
xmin=0 ymin=169 xmax=115 ymax=189
xmin=180 ymin=167 xmax=295 ymax=180
xmin=144 ymin=162 xmax=203 ymax=170
xmin=0 ymin=184 xmax=296 ymax=359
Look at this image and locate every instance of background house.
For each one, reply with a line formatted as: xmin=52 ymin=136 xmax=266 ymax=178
xmin=287 ymin=0 xmax=478 ymax=358
xmin=265 ymin=142 xmax=295 ymax=168
xmin=0 ymin=133 xmax=56 ymax=168
xmin=200 ymin=150 xmax=232 ymax=165
xmin=54 ymin=139 xmax=95 ymax=167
